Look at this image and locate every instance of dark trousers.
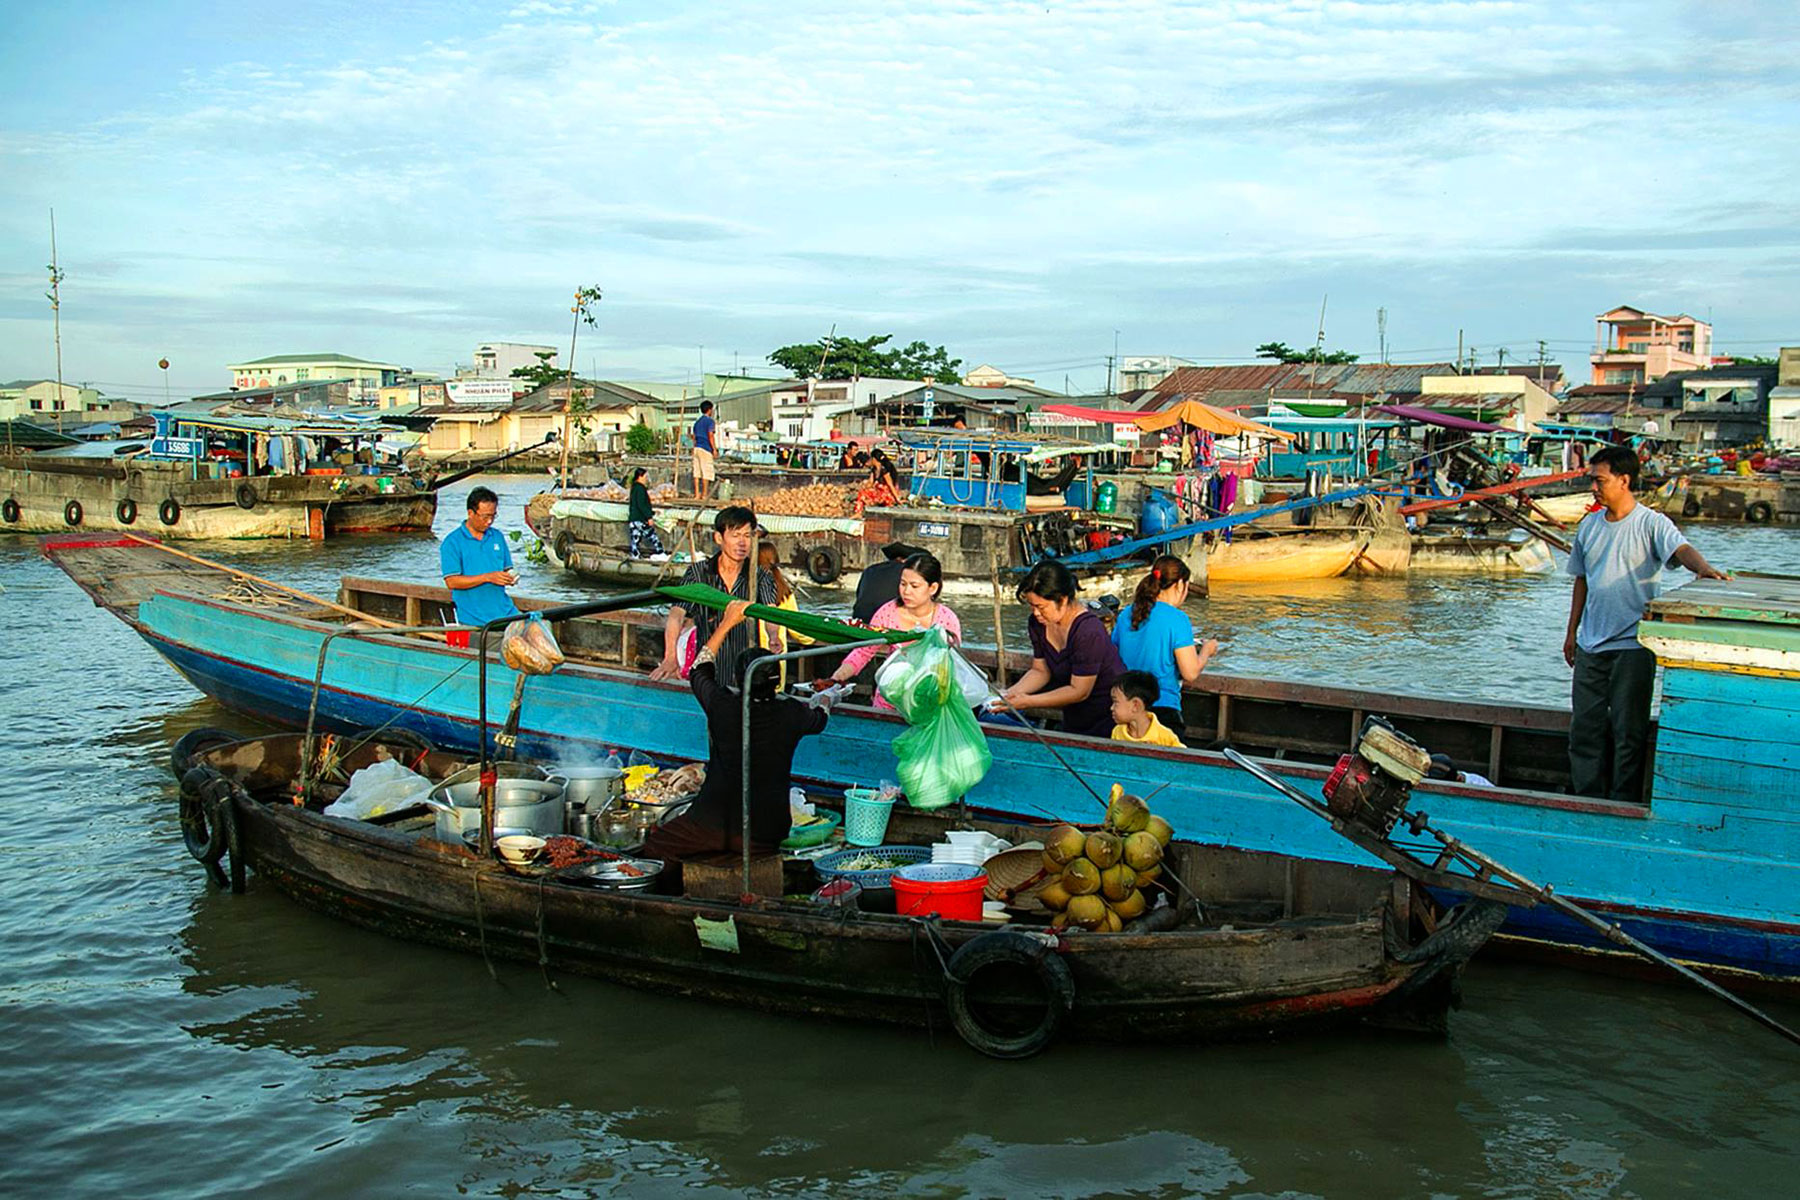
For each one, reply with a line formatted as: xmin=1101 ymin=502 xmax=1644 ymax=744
xmin=1569 ymin=646 xmax=1657 ymax=803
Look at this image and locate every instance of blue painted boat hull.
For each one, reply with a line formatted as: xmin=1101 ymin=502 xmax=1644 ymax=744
xmin=133 ymin=591 xmax=1800 ymax=987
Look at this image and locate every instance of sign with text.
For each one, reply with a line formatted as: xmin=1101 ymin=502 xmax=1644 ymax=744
xmin=445 ymin=379 xmax=516 ymax=405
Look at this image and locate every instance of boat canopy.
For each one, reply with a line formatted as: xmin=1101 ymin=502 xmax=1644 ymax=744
xmin=1133 ymin=399 xmax=1296 ymax=441
xmin=1258 ymin=415 xmax=1404 ymax=433
xmin=162 ymin=412 xmax=404 ymax=437
xmin=1374 ymin=404 xmax=1506 ymax=433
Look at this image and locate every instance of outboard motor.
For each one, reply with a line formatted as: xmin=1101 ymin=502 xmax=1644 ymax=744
xmin=1322 ymin=717 xmax=1432 ymax=837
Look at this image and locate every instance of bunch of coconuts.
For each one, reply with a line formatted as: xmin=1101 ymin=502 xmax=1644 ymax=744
xmin=1036 ymin=787 xmax=1173 ymax=931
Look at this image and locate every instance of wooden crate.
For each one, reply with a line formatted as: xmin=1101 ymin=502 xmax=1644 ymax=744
xmin=684 ymin=851 xmax=783 ymax=899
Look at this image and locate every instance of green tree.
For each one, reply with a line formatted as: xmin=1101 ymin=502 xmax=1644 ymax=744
xmin=510 ymin=350 xmax=564 ymax=391
xmin=768 ymin=333 xmax=962 ymax=383
xmin=1727 ymin=354 xmax=1778 ymax=367
xmin=625 ymin=422 xmax=659 ymax=455
xmin=1255 ymin=340 xmax=1359 ymax=365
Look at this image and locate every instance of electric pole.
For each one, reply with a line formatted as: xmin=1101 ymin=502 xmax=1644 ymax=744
xmin=1377 ymin=307 xmax=1388 ymax=364
xmin=47 ymin=209 xmax=66 ymax=431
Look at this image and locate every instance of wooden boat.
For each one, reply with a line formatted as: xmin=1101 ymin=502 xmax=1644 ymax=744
xmin=1408 ymin=527 xmax=1556 ymax=574
xmin=1 ymin=412 xmax=436 ymax=539
xmin=169 ymin=730 xmax=1472 ymax=1055
xmin=1646 ymin=473 xmax=1794 ymax=524
xmin=42 ymin=535 xmax=1800 ymax=989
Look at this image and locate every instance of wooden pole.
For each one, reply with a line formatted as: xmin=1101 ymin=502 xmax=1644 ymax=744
xmin=991 ymin=565 xmax=1009 ymax=688
xmin=122 ymin=534 xmax=406 ymax=629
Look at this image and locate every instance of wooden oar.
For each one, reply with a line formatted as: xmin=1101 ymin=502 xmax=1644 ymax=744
xmin=123 ymin=534 xmax=405 ymax=629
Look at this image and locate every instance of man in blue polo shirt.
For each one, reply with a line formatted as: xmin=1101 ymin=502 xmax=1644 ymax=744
xmin=440 ymin=486 xmax=521 ymax=628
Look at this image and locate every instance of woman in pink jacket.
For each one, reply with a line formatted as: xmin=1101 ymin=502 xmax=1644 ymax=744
xmin=827 ymin=551 xmax=960 ymax=709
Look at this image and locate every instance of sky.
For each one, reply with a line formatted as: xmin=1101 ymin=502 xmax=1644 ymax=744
xmin=3 ymin=0 xmax=1797 ymax=405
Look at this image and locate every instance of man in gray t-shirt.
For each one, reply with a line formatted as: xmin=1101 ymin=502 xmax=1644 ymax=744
xmin=1563 ymin=446 xmax=1725 ymax=803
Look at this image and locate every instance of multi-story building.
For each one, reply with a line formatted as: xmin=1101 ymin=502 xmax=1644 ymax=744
xmin=226 ymin=353 xmax=407 ymax=403
xmin=468 ymin=342 xmax=559 ymax=381
xmin=0 ymin=380 xmax=110 ymax=423
xmin=1589 ymin=307 xmax=1712 ymax=386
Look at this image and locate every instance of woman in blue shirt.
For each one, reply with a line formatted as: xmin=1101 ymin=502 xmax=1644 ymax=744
xmin=1111 ymin=555 xmax=1218 ymax=739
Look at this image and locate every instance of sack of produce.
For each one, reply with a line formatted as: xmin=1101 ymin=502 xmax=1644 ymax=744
xmin=501 ymin=613 xmax=563 ymax=675
xmin=881 ymin=627 xmax=992 ymax=810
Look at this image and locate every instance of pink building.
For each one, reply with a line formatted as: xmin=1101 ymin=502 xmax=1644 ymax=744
xmin=1590 ymin=306 xmax=1711 ymax=385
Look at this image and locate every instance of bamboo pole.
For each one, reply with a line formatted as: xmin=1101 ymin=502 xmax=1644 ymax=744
xmin=991 ymin=565 xmax=1009 ymax=688
xmin=123 ymin=533 xmax=407 ymax=629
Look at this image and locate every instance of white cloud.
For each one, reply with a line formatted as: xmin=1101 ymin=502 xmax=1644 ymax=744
xmin=3 ymin=0 xmax=1798 ymax=392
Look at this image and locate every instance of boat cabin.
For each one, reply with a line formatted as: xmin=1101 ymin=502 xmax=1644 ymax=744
xmin=146 ymin=412 xmax=410 ymax=481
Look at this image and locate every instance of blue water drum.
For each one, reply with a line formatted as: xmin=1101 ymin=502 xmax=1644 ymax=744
xmin=1140 ymin=488 xmax=1179 ymax=538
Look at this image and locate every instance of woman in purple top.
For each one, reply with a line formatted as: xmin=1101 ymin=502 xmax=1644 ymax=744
xmin=997 ymin=559 xmax=1125 ymax=737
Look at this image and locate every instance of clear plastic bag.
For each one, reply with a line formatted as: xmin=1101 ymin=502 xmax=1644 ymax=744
xmin=879 ymin=627 xmax=993 ymax=810
xmin=322 ymin=759 xmax=433 ymax=820
xmin=876 ymin=641 xmax=991 ymax=709
xmin=501 ymin=612 xmax=565 ymax=675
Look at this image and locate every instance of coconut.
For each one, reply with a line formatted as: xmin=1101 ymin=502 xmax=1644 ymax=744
xmin=1112 ymin=888 xmax=1148 ymax=920
xmin=1066 ymin=893 xmax=1107 ymax=929
xmin=1145 ymin=814 xmax=1174 ymax=847
xmin=1100 ymin=862 xmax=1138 ymax=902
xmin=1085 ymin=830 xmax=1123 ymax=870
xmin=1050 ymin=912 xmax=1071 ymax=930
xmin=1062 ymin=857 xmax=1101 ymax=896
xmin=1134 ymin=864 xmax=1162 ymax=890
xmin=1123 ymin=830 xmax=1163 ymax=872
xmin=1045 ymin=824 xmax=1087 ymax=865
xmin=1100 ymin=907 xmax=1123 ymax=933
xmin=1036 ymin=878 xmax=1071 ymax=912
xmin=1105 ymin=792 xmax=1151 ymax=835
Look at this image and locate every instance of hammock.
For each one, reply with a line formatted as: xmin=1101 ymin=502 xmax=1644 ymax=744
xmin=654 ymin=583 xmax=925 ymax=647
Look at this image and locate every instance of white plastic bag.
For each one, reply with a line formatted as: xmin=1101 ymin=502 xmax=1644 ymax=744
xmin=876 ymin=643 xmax=992 ymax=709
xmin=323 ymin=759 xmax=434 ymax=820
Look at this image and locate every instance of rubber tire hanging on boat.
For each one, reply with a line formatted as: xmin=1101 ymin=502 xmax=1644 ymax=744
xmin=943 ymin=931 xmax=1075 ymax=1059
xmin=1682 ymin=496 xmax=1702 ymax=518
xmin=116 ymin=498 xmax=137 ymax=525
xmin=159 ymin=498 xmax=181 ymax=526
xmin=170 ymin=727 xmax=239 ymax=778
xmin=1383 ymin=898 xmax=1510 ymax=1006
xmin=179 ymin=766 xmax=230 ymax=885
xmin=805 ymin=544 xmax=843 ymax=585
xmin=552 ymin=529 xmax=577 ymax=565
xmin=1746 ymin=501 xmax=1773 ymax=524
xmin=2 ymin=497 xmax=19 ymax=523
xmin=63 ymin=499 xmax=82 ymax=527
xmin=235 ymin=482 xmax=258 ymax=510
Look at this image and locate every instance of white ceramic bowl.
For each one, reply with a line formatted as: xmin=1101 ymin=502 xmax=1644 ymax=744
xmin=495 ymin=834 xmax=547 ymax=865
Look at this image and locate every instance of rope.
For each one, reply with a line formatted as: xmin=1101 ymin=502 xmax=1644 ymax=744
xmin=472 ymin=872 xmax=499 ymax=983
xmin=535 ymin=878 xmax=561 ymax=993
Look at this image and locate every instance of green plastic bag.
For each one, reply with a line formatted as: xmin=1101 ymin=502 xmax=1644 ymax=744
xmin=880 ymin=627 xmax=993 ymax=810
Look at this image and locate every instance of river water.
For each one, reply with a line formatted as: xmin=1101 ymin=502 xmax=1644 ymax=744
xmin=3 ymin=476 xmax=1796 ymax=1198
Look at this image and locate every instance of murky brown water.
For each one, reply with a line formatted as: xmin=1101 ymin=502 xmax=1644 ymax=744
xmin=3 ymin=475 xmax=1796 ymax=1197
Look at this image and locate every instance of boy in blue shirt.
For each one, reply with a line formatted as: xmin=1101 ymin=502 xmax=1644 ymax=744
xmin=440 ymin=486 xmax=521 ymax=629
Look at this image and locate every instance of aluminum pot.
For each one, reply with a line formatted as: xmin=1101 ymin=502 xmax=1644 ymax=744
xmin=424 ymin=794 xmax=565 ymax=842
xmin=546 ymin=765 xmax=624 ymax=811
xmin=431 ymin=777 xmax=564 ymax=809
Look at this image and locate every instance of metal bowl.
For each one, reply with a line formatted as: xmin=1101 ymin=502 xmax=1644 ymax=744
xmin=576 ymin=857 xmax=664 ymax=890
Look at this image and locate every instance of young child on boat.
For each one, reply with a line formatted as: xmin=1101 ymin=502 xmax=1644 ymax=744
xmin=1109 ymin=671 xmax=1184 ymax=748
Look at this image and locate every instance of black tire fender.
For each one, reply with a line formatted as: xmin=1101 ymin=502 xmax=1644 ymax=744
xmin=116 ymin=498 xmax=138 ymax=525
xmin=1681 ymin=496 xmax=1702 ymax=518
xmin=2 ymin=497 xmax=19 ymax=523
xmin=1746 ymin=500 xmax=1773 ymax=524
xmin=943 ymin=931 xmax=1075 ymax=1059
xmin=805 ymin=544 xmax=843 ymax=585
xmin=235 ymin=481 xmax=258 ymax=510
xmin=179 ymin=766 xmax=228 ymax=871
xmin=171 ymin=727 xmax=239 ymax=778
xmin=63 ymin=499 xmax=83 ymax=527
xmin=1385 ymin=898 xmax=1510 ymax=1004
xmin=552 ymin=529 xmax=577 ymax=564
xmin=159 ymin=498 xmax=181 ymax=526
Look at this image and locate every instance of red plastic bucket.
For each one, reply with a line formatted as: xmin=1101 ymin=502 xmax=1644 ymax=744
xmin=446 ymin=630 xmax=471 ymax=649
xmin=891 ymin=864 xmax=988 ymax=921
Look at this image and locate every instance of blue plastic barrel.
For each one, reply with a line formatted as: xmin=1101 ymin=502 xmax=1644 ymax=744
xmin=1139 ymin=488 xmax=1179 ymax=538
xmin=1066 ymin=478 xmax=1090 ymax=509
